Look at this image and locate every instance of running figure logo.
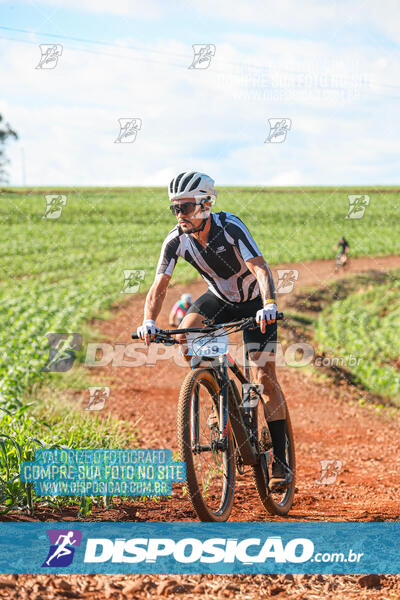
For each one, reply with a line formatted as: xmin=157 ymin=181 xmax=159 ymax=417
xmin=42 ymin=529 xmax=82 ymax=567
xmin=42 ymin=333 xmax=82 ymax=372
xmin=264 ymin=118 xmax=292 ymax=143
xmin=114 ymin=118 xmax=142 ymax=143
xmin=188 ymin=44 xmax=216 ymax=69
xmin=346 ymin=195 xmax=370 ymax=219
xmin=36 ymin=44 xmax=63 ymax=69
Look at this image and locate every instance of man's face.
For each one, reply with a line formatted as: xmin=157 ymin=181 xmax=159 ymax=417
xmin=171 ymin=197 xmax=211 ymax=233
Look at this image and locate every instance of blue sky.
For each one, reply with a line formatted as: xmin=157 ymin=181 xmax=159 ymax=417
xmin=1 ymin=0 xmax=400 ymax=186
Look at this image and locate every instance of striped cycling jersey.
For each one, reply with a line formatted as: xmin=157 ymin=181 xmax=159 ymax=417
xmin=156 ymin=211 xmax=264 ymax=303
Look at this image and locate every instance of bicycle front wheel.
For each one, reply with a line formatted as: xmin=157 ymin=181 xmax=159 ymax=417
xmin=177 ymin=368 xmax=236 ymax=522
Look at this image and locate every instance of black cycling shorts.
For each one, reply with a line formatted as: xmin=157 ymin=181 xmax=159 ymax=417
xmin=186 ymin=290 xmax=277 ymax=354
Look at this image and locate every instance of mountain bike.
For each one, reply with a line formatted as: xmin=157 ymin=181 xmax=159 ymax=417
xmin=334 ymin=251 xmax=349 ymax=271
xmin=132 ymin=314 xmax=295 ymax=522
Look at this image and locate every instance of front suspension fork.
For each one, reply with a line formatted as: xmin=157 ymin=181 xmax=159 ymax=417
xmin=215 ymin=354 xmax=229 ymax=451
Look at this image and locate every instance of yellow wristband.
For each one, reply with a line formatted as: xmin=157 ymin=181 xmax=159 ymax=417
xmin=264 ymin=299 xmax=276 ymax=306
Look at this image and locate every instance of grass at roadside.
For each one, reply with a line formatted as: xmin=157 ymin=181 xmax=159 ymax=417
xmin=282 ymin=268 xmax=400 ymax=406
xmin=315 ymin=273 xmax=400 ymax=404
xmin=0 ymin=387 xmax=136 ymax=513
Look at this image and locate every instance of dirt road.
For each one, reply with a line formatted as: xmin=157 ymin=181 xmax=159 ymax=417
xmin=81 ymin=254 xmax=399 ymax=523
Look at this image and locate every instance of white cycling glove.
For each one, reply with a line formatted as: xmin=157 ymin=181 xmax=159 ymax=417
xmin=256 ymin=303 xmax=277 ymax=325
xmin=136 ymin=319 xmax=159 ymax=340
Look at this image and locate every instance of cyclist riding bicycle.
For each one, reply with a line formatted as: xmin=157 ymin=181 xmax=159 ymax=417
xmin=137 ymin=171 xmax=291 ymax=489
xmin=169 ymin=293 xmax=192 ymax=327
xmin=334 ymin=236 xmax=350 ymax=266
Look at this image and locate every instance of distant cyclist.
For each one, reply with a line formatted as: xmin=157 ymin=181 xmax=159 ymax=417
xmin=334 ymin=236 xmax=350 ymax=267
xmin=169 ymin=293 xmax=192 ymax=327
xmin=137 ymin=171 xmax=291 ymax=489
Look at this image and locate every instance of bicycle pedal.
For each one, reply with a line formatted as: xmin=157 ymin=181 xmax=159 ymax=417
xmin=269 ymin=481 xmax=289 ymax=492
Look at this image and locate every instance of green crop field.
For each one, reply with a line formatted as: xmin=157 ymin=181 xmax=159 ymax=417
xmin=315 ymin=272 xmax=400 ymax=405
xmin=1 ymin=186 xmax=399 ymax=511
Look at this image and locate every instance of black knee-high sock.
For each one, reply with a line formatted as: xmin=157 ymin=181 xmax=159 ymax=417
xmin=267 ymin=419 xmax=286 ymax=464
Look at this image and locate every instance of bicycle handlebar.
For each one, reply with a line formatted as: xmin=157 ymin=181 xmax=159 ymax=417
xmin=131 ymin=312 xmax=284 ymax=340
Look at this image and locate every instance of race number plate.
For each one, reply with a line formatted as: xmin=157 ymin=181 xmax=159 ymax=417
xmin=186 ymin=329 xmax=229 ymax=357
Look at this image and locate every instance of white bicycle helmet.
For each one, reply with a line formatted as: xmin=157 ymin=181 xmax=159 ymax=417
xmin=168 ymin=171 xmax=217 ymax=203
xmin=181 ymin=293 xmax=192 ymax=304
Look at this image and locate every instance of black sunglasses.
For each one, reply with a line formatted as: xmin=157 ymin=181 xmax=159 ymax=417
xmin=169 ymin=201 xmax=199 ymax=216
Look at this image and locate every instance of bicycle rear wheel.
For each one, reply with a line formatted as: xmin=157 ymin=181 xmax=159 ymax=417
xmin=252 ymin=403 xmax=296 ymax=516
xmin=177 ymin=368 xmax=235 ymax=522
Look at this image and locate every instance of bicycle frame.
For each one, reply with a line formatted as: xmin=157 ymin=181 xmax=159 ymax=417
xmin=132 ymin=315 xmax=282 ymax=468
xmin=132 ymin=312 xmax=295 ymax=520
xmin=190 ymin=336 xmax=260 ymax=467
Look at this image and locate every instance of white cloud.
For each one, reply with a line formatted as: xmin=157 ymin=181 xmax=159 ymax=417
xmin=1 ymin=23 xmax=400 ymax=186
xmin=0 ymin=0 xmax=164 ymax=19
xmin=3 ymin=0 xmax=400 ymax=44
xmin=188 ymin=0 xmax=400 ymax=45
